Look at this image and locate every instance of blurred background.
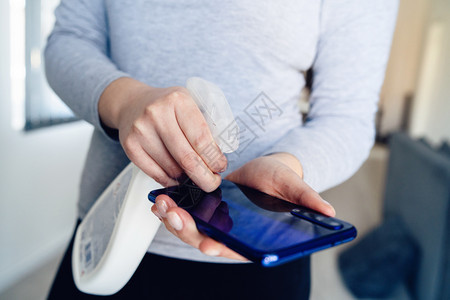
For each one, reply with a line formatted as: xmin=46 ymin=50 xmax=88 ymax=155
xmin=0 ymin=0 xmax=449 ymax=299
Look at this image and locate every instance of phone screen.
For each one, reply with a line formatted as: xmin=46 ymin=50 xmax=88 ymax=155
xmin=149 ymin=180 xmax=348 ymax=253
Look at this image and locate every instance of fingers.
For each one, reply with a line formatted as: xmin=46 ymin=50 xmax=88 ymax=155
xmin=291 ymin=185 xmax=335 ymax=217
xmin=273 ymin=167 xmax=336 ymax=217
xmin=123 ymin=124 xmax=183 ymax=181
xmin=175 ymin=98 xmax=227 ymax=173
xmin=153 ymin=195 xmax=246 ymax=261
xmin=226 ymin=156 xmax=336 ymax=217
xmin=121 ymin=139 xmax=178 ymax=187
xmin=198 ymin=239 xmax=247 ymax=261
xmin=154 ymin=103 xmax=222 ymax=192
xmin=118 ymin=86 xmax=226 ymax=192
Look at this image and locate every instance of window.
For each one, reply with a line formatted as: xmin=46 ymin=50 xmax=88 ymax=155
xmin=10 ymin=0 xmax=77 ymax=131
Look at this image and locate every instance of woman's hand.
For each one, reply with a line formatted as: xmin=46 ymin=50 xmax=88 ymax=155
xmin=99 ymin=77 xmax=226 ymax=192
xmin=151 ymin=193 xmax=247 ymax=261
xmin=151 ymin=152 xmax=335 ymax=261
xmin=226 ymin=152 xmax=335 ymax=217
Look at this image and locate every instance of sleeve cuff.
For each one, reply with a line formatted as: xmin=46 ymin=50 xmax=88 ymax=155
xmin=89 ymin=71 xmax=130 ymax=143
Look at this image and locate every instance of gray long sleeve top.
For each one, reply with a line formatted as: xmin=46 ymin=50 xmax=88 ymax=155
xmin=45 ymin=0 xmax=398 ymax=262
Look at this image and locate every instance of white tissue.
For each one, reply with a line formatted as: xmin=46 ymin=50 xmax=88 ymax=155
xmin=186 ymin=77 xmax=239 ymax=153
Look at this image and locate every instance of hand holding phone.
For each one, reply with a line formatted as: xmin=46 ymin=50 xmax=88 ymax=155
xmin=150 ymin=185 xmax=248 ymax=261
xmin=150 ymin=153 xmax=341 ymax=262
xmin=150 ymin=180 xmax=357 ymax=266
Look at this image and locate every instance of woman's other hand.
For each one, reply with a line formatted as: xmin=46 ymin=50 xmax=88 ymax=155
xmin=99 ymin=77 xmax=226 ymax=192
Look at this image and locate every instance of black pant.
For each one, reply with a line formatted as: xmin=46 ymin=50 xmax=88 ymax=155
xmin=48 ymin=224 xmax=310 ymax=299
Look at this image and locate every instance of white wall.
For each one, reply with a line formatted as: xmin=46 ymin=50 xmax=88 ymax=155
xmin=409 ymin=0 xmax=450 ymax=143
xmin=0 ymin=0 xmax=93 ymax=292
xmin=379 ymin=0 xmax=431 ymax=135
xmin=380 ymin=0 xmax=450 ymax=143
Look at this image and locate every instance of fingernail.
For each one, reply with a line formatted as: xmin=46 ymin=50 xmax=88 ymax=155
xmin=321 ymin=198 xmax=336 ymax=216
xmin=156 ymin=200 xmax=168 ymax=217
xmin=167 ymin=211 xmax=183 ymax=231
xmin=153 ymin=209 xmax=162 ymax=220
xmin=321 ymin=198 xmax=331 ymax=206
xmin=219 ymin=156 xmax=227 ymax=173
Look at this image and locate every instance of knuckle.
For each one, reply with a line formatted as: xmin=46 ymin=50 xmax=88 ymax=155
xmin=165 ymin=87 xmax=189 ymax=104
xmin=169 ymin=91 xmax=182 ymax=100
xmin=143 ymin=105 xmax=157 ymax=120
xmin=122 ymin=137 xmax=137 ymax=156
xmin=172 ymin=86 xmax=189 ymax=96
xmin=130 ymin=120 xmax=144 ymax=136
xmin=179 ymin=152 xmax=201 ymax=172
xmin=193 ymin=130 xmax=211 ymax=150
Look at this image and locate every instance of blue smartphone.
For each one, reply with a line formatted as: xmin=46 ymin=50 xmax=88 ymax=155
xmin=148 ymin=180 xmax=357 ymax=267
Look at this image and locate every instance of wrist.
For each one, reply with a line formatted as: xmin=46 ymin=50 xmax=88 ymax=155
xmin=98 ymin=77 xmax=152 ymax=129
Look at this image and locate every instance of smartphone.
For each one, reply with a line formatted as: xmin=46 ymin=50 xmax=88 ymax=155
xmin=148 ymin=180 xmax=357 ymax=267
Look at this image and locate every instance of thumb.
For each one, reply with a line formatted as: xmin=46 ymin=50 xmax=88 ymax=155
xmin=273 ymin=168 xmax=336 ymax=217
